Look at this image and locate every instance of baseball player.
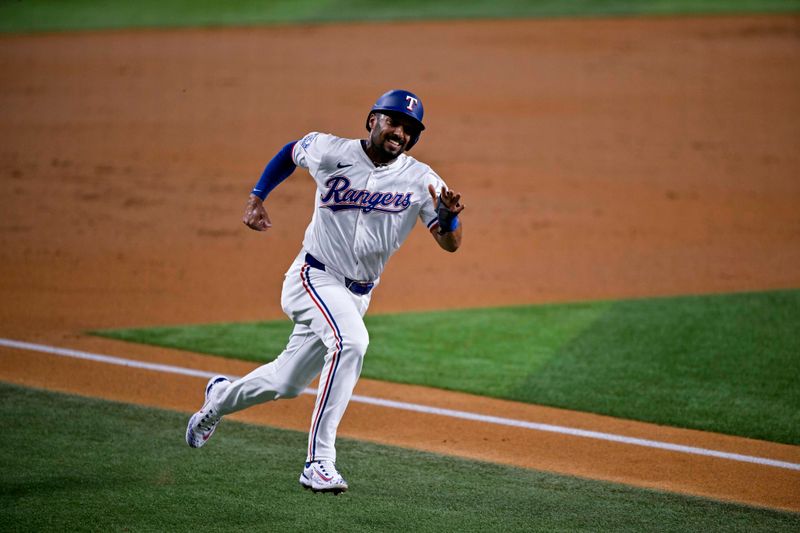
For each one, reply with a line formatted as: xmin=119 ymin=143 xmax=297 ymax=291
xmin=186 ymin=89 xmax=464 ymax=494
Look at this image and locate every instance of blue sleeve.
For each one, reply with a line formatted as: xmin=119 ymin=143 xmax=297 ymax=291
xmin=251 ymin=141 xmax=298 ymax=200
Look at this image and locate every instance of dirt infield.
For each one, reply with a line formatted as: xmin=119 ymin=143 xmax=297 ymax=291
xmin=1 ymin=15 xmax=799 ymax=511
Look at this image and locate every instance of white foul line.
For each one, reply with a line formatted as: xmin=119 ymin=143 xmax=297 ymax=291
xmin=2 ymin=337 xmax=798 ymax=472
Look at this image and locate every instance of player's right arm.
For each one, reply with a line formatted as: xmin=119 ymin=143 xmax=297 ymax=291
xmin=244 ymin=132 xmax=334 ymax=231
xmin=243 ymin=194 xmax=272 ymax=231
xmin=243 ymin=141 xmax=298 ymax=231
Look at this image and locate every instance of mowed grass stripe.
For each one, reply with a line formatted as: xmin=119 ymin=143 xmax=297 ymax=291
xmin=2 ymin=0 xmax=800 ymax=33
xmin=3 ymin=383 xmax=798 ymax=532
xmin=94 ymin=289 xmax=800 ymax=445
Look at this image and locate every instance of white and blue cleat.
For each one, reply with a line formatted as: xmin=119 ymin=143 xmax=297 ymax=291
xmin=299 ymin=460 xmax=349 ymax=494
xmin=185 ymin=375 xmax=230 ymax=448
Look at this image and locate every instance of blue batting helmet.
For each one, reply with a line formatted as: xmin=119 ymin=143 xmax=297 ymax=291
xmin=365 ymin=89 xmax=425 ymax=150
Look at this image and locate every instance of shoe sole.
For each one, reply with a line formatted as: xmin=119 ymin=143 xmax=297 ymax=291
xmin=185 ymin=411 xmax=213 ymax=448
xmin=185 ymin=376 xmax=229 ymax=448
xmin=299 ymin=474 xmax=347 ymax=495
xmin=301 ymin=483 xmax=347 ymax=495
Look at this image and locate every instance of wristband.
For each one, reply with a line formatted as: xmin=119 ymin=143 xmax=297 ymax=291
xmin=437 ymin=204 xmax=460 ymax=233
xmin=436 ymin=194 xmax=460 ymax=234
xmin=438 ymin=215 xmax=459 ymax=234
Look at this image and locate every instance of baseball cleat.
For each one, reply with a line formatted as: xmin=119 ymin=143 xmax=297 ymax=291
xmin=299 ymin=460 xmax=349 ymax=494
xmin=185 ymin=375 xmax=230 ymax=448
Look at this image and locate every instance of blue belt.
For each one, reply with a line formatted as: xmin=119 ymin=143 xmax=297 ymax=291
xmin=305 ymin=253 xmax=375 ymax=296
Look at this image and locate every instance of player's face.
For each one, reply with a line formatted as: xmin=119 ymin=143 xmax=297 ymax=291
xmin=368 ymin=112 xmax=420 ymax=160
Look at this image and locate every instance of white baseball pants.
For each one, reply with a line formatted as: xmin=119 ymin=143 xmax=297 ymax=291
xmin=210 ymin=250 xmax=372 ymax=463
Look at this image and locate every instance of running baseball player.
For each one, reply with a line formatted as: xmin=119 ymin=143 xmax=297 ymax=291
xmin=186 ymin=89 xmax=464 ymax=494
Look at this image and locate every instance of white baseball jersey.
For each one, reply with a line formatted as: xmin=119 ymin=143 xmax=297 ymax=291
xmin=292 ymin=132 xmax=446 ymax=282
xmin=205 ymin=130 xmax=452 ymax=465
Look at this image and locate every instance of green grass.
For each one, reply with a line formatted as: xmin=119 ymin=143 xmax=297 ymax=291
xmin=510 ymin=290 xmax=800 ymax=445
xmin=1 ymin=0 xmax=799 ymax=33
xmin=2 ymin=383 xmax=798 ymax=532
xmin=93 ymin=289 xmax=800 ymax=445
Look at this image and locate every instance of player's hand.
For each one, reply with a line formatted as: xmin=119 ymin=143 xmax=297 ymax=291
xmin=243 ymin=194 xmax=272 ymax=231
xmin=428 ymin=184 xmax=465 ymax=215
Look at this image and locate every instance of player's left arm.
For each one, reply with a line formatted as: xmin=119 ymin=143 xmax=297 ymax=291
xmin=428 ymin=184 xmax=464 ymax=252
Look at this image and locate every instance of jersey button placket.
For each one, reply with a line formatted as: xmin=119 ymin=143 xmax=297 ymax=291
xmin=353 ymin=178 xmax=369 ymax=267
xmin=353 ymin=171 xmax=372 ymax=275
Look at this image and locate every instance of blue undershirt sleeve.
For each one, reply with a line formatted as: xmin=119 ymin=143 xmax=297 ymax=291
xmin=251 ymin=141 xmax=298 ymax=200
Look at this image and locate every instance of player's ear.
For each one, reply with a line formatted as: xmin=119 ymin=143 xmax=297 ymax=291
xmin=367 ymin=112 xmax=378 ymax=132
